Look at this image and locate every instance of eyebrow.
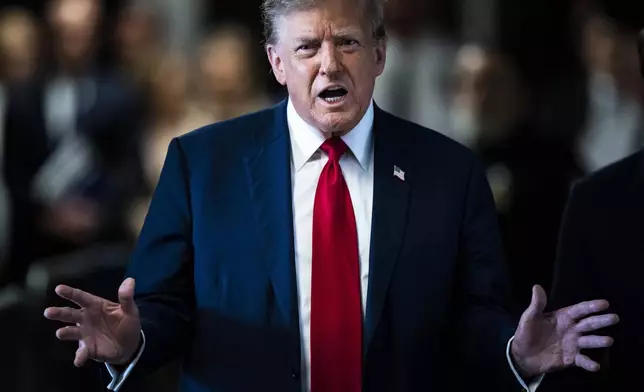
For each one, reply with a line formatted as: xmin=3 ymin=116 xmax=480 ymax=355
xmin=294 ymin=37 xmax=321 ymax=46
xmin=293 ymin=31 xmax=362 ymax=44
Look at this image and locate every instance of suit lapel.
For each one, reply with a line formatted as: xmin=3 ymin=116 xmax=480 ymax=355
xmin=243 ymin=101 xmax=299 ymax=328
xmin=242 ymin=102 xmax=413 ymax=358
xmin=364 ymin=107 xmax=412 ymax=354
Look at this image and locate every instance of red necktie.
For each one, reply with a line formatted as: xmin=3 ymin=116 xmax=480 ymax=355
xmin=310 ymin=137 xmax=362 ymax=392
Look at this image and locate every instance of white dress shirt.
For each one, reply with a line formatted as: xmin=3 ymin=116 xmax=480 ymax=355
xmin=288 ymin=98 xmax=374 ymax=391
xmin=107 ymin=98 xmax=542 ymax=392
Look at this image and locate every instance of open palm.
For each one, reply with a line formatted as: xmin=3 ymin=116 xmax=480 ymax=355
xmin=44 ymin=278 xmax=142 ymax=367
xmin=510 ymin=285 xmax=619 ymax=378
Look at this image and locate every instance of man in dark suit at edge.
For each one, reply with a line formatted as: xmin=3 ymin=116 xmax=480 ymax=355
xmin=44 ymin=0 xmax=619 ymax=391
xmin=540 ymin=26 xmax=644 ymax=392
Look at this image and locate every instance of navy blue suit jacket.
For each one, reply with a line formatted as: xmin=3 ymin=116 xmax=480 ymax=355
xmin=126 ymin=100 xmax=522 ymax=392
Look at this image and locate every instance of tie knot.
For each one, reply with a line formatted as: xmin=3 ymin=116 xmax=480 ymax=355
xmin=320 ymin=137 xmax=348 ymax=162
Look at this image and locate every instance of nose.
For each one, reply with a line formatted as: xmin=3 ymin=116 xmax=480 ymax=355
xmin=319 ymin=42 xmax=341 ymax=76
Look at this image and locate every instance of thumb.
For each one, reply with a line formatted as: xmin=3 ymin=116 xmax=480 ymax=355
xmin=118 ymin=278 xmax=137 ymax=314
xmin=527 ymin=284 xmax=548 ymax=316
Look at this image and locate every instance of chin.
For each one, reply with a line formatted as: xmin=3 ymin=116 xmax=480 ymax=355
xmin=316 ymin=111 xmax=358 ymax=133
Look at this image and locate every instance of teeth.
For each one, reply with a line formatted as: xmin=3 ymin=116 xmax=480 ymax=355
xmin=324 ymin=96 xmax=344 ymax=103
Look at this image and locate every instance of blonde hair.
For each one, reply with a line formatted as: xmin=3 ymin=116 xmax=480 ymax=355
xmin=261 ymin=0 xmax=386 ymax=44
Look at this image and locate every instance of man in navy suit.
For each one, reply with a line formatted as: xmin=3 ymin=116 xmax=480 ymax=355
xmin=44 ymin=0 xmax=619 ymax=391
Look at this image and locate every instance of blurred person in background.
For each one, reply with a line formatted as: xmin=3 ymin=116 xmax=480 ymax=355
xmin=577 ymin=1 xmax=644 ymax=172
xmin=0 ymin=7 xmax=40 ymax=278
xmin=540 ymin=26 xmax=644 ymax=392
xmin=449 ymin=43 xmax=584 ymax=308
xmin=115 ymin=0 xmax=165 ymax=99
xmin=372 ymin=0 xmax=456 ymax=133
xmin=3 ymin=0 xmax=144 ymax=285
xmin=0 ymin=86 xmax=7 ymax=270
xmin=198 ymin=23 xmax=272 ymax=121
xmin=128 ymin=52 xmax=213 ymax=237
xmin=0 ymin=8 xmax=40 ymax=84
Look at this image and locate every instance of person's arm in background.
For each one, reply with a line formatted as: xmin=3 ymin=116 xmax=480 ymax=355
xmin=2 ymin=83 xmax=42 ymax=285
xmin=539 ymin=182 xmax=604 ymax=392
xmin=89 ymin=79 xmax=148 ymax=243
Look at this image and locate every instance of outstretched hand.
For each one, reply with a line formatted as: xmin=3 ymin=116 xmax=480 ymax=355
xmin=510 ymin=285 xmax=619 ymax=378
xmin=43 ymin=278 xmax=142 ymax=367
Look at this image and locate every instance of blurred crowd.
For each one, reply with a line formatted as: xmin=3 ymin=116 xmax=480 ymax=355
xmin=0 ymin=0 xmax=643 ymax=390
xmin=0 ymin=0 xmax=273 ymax=287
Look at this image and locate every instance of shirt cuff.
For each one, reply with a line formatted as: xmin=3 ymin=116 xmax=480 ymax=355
xmin=506 ymin=336 xmax=544 ymax=392
xmin=105 ymin=330 xmax=146 ymax=391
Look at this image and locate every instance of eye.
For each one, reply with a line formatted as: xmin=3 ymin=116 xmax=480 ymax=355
xmin=341 ymin=39 xmax=359 ymax=47
xmin=296 ymin=42 xmax=319 ymax=53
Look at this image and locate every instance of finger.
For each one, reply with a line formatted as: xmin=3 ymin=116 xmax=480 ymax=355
xmin=44 ymin=306 xmax=83 ymax=324
xmin=55 ymin=285 xmax=99 ymax=308
xmin=578 ymin=335 xmax=614 ymax=349
xmin=74 ymin=341 xmax=89 ymax=368
xmin=56 ymin=326 xmax=82 ymax=341
xmin=532 ymin=285 xmax=547 ymax=313
xmin=118 ymin=278 xmax=137 ymax=315
xmin=524 ymin=285 xmax=548 ymax=317
xmin=576 ymin=314 xmax=620 ymax=333
xmin=565 ymin=300 xmax=610 ymax=320
xmin=575 ymin=353 xmax=600 ymax=372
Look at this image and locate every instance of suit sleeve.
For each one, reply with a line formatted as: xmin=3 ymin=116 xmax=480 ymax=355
xmin=457 ymin=157 xmax=521 ymax=391
xmin=124 ymin=138 xmax=196 ymax=377
xmin=540 ymin=183 xmax=604 ymax=392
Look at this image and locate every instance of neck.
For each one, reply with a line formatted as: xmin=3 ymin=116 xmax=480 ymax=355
xmin=209 ymin=94 xmax=257 ymax=119
xmin=56 ymin=56 xmax=92 ymax=77
xmin=330 ymin=130 xmax=350 ymax=138
xmin=154 ymin=103 xmax=188 ymax=127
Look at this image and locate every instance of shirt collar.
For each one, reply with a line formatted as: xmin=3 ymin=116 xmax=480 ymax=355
xmin=287 ymin=98 xmax=374 ymax=171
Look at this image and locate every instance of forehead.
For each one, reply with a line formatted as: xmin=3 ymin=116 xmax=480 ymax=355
xmin=51 ymin=0 xmax=99 ymax=22
xmin=275 ymin=1 xmax=369 ymax=40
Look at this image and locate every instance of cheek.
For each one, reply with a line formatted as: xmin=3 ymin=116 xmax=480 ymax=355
xmin=347 ymin=58 xmax=377 ymax=89
xmin=351 ymin=72 xmax=376 ymax=97
xmin=288 ymin=62 xmax=316 ymax=88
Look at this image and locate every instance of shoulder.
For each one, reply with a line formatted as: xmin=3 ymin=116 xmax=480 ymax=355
xmin=5 ymin=77 xmax=42 ymax=105
xmin=376 ymin=108 xmax=478 ymax=172
xmin=572 ymin=150 xmax=644 ymax=201
xmin=173 ymin=104 xmax=279 ymax=157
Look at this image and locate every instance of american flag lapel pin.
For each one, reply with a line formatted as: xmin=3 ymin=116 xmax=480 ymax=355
xmin=393 ymin=165 xmax=405 ymax=181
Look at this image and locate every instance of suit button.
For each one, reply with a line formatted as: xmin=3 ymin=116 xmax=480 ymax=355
xmin=291 ymin=368 xmax=300 ymax=380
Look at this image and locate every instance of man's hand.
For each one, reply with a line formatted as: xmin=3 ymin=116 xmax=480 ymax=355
xmin=510 ymin=285 xmax=619 ymax=378
xmin=44 ymin=278 xmax=142 ymax=367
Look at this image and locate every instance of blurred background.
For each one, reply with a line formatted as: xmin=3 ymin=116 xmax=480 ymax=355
xmin=0 ymin=0 xmax=643 ymax=390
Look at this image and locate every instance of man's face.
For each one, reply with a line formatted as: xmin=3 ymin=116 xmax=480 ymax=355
xmin=201 ymin=33 xmax=253 ymax=98
xmin=49 ymin=0 xmax=99 ymax=64
xmin=266 ymin=0 xmax=386 ymax=135
xmin=449 ymin=45 xmax=523 ymax=145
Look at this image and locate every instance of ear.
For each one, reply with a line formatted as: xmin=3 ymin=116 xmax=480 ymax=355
xmin=266 ymin=44 xmax=287 ymax=86
xmin=373 ymin=38 xmax=387 ymax=77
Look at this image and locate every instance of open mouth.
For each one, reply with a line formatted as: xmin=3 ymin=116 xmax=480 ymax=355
xmin=318 ymin=87 xmax=348 ymax=103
